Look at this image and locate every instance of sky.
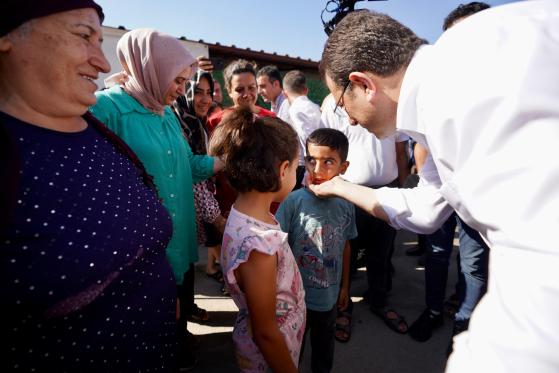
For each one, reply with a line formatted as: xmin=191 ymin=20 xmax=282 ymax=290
xmin=96 ymin=0 xmax=521 ymax=62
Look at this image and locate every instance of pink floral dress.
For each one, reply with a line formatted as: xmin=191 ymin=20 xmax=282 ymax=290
xmin=221 ymin=207 xmax=306 ymax=372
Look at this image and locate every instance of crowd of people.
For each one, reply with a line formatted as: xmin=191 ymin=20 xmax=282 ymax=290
xmin=1 ymin=0 xmax=557 ymax=373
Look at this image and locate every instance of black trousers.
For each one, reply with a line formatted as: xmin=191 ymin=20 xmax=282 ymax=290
xmin=350 ymin=184 xmax=397 ymax=308
xmin=301 ymin=306 xmax=337 ymax=373
xmin=176 ymin=263 xmax=195 ymax=335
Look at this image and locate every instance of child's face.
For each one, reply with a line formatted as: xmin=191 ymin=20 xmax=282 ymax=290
xmin=305 ymin=144 xmax=349 ymax=184
xmin=276 ymin=156 xmax=299 ymax=202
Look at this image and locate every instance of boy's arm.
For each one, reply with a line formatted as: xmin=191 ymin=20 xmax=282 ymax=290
xmin=337 ymin=240 xmax=351 ymax=311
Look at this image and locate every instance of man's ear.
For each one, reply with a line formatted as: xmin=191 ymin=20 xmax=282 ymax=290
xmin=348 ymin=72 xmax=376 ymax=103
xmin=339 ymin=160 xmax=350 ymax=175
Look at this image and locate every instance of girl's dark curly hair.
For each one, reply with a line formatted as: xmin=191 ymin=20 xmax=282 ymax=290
xmin=209 ymin=108 xmax=299 ymax=193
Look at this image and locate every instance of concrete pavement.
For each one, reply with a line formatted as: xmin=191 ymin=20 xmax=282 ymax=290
xmin=189 ymin=229 xmax=458 ymax=373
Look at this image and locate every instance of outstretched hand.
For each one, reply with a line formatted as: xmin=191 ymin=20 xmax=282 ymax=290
xmin=308 ymin=175 xmax=346 ymax=198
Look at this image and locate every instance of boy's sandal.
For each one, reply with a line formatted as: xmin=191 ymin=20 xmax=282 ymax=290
xmin=187 ymin=305 xmax=210 ymax=323
xmin=206 ymin=270 xmax=224 ymax=284
xmin=370 ymin=306 xmax=408 ymax=334
xmin=220 ymin=284 xmax=230 ymax=296
xmin=334 ymin=310 xmax=353 ymax=343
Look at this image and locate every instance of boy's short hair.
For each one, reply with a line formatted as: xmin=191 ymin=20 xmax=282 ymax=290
xmin=283 ymin=70 xmax=307 ymax=94
xmin=306 ymin=128 xmax=349 ymax=162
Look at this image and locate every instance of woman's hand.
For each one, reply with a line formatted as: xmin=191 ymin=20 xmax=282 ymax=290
xmin=197 ymin=56 xmax=214 ymax=72
xmin=213 ymin=156 xmax=225 ymax=173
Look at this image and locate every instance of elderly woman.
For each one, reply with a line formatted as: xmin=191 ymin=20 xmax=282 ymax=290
xmin=90 ymin=28 xmax=223 ymax=368
xmin=173 ymin=70 xmax=228 ymax=295
xmin=0 ymin=1 xmax=180 ymax=371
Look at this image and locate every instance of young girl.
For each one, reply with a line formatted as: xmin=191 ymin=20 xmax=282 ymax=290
xmin=209 ymin=108 xmax=305 ymax=372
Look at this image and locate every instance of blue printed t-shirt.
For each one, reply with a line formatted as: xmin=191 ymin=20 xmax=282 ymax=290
xmin=276 ymin=188 xmax=357 ymax=311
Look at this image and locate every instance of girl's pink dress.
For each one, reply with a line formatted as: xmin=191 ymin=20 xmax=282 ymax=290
xmin=221 ymin=206 xmax=306 ymax=372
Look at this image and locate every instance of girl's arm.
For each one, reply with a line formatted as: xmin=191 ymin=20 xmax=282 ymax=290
xmin=235 ymin=251 xmax=298 ymax=373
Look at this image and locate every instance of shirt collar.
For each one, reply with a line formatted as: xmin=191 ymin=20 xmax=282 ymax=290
xmin=272 ymin=92 xmax=286 ymax=113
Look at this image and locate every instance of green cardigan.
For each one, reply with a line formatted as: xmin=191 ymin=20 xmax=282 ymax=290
xmin=91 ymin=86 xmax=214 ymax=283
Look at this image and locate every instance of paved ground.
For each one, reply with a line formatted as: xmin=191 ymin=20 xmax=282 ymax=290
xmin=189 ymin=229 xmax=459 ymax=373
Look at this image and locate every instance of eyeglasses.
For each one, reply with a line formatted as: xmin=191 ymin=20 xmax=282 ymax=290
xmin=334 ymin=80 xmax=351 ymax=115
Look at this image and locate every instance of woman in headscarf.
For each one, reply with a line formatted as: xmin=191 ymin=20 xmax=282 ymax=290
xmin=1 ymin=3 xmax=180 ymax=371
xmin=90 ymin=28 xmax=223 ymax=370
xmin=173 ymin=70 xmax=228 ymax=295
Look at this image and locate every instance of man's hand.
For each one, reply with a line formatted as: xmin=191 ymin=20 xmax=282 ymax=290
xmin=308 ymin=175 xmax=346 ymax=198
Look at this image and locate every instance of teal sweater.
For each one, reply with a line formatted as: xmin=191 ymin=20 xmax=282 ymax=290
xmin=91 ymin=86 xmax=214 ymax=283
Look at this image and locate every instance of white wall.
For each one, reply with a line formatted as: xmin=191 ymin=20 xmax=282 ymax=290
xmin=96 ymin=26 xmax=209 ymax=89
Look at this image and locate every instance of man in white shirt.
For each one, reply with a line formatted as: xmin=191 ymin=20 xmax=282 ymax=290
xmin=257 ymin=65 xmax=291 ymax=123
xmin=313 ymin=2 xmax=559 ymax=372
xmin=322 ymin=93 xmax=410 ymax=335
xmin=283 ymin=70 xmax=322 ymax=187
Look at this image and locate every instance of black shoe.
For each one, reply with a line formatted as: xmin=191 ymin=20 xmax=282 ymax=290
xmin=406 ymin=245 xmax=425 ymax=256
xmin=409 ymin=308 xmax=443 ymax=342
xmin=452 ymin=318 xmax=469 ymax=336
xmin=446 ymin=319 xmax=470 ymax=356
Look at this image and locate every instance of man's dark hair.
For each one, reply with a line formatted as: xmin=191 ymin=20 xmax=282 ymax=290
xmin=306 ymin=128 xmax=349 ymax=162
xmin=283 ymin=70 xmax=307 ymax=95
xmin=320 ymin=10 xmax=426 ymax=89
xmin=223 ymin=59 xmax=257 ymax=93
xmin=209 ymin=108 xmax=299 ymax=193
xmin=256 ymin=65 xmax=283 ymax=88
xmin=443 ymin=2 xmax=490 ymax=31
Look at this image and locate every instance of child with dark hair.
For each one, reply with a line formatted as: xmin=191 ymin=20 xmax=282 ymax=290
xmin=276 ymin=128 xmax=357 ymax=373
xmin=209 ymin=108 xmax=305 ymax=373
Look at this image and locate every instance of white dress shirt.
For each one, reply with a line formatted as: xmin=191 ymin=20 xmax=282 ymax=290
xmin=288 ymin=95 xmax=323 ymax=166
xmin=321 ymin=94 xmax=408 ymax=186
xmin=375 ymin=1 xmax=559 ymax=372
xmin=272 ymin=92 xmax=291 ymax=124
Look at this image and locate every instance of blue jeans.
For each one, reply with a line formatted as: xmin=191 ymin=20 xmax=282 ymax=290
xmin=425 ymin=213 xmax=489 ymax=322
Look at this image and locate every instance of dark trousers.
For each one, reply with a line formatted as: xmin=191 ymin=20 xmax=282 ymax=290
xmin=301 ymin=306 xmax=337 ymax=373
xmin=351 ymin=203 xmax=396 ymax=308
xmin=177 ymin=263 xmax=195 ymax=336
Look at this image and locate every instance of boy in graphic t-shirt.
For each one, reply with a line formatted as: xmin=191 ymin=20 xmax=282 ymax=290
xmin=276 ymin=128 xmax=357 ymax=373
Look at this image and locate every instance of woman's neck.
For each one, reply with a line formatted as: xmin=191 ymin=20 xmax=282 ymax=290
xmin=234 ymin=191 xmax=276 ymax=224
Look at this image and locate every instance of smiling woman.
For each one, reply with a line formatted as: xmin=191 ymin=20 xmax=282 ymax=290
xmin=0 ymin=1 xmax=183 ymax=371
